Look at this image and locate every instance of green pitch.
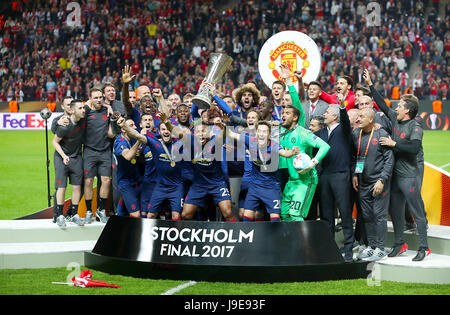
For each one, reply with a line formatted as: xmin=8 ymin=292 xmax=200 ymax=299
xmin=0 ymin=268 xmax=449 ymax=295
xmin=0 ymin=130 xmax=71 ymax=220
xmin=422 ymin=130 xmax=450 ymax=171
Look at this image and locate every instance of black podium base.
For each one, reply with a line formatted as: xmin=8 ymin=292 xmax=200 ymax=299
xmin=85 ymin=216 xmax=370 ymax=283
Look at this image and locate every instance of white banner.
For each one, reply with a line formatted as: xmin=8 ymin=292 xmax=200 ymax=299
xmin=0 ymin=112 xmax=59 ymax=130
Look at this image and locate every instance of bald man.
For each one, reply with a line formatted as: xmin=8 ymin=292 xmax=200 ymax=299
xmin=137 ymin=85 xmax=151 ymax=99
xmin=347 ymin=108 xmax=360 ymax=130
xmin=358 ymin=95 xmax=392 ymax=134
xmin=167 ymin=93 xmax=182 ymax=116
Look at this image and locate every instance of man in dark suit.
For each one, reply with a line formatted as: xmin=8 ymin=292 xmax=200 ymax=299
xmin=316 ymin=99 xmax=355 ymax=262
xmin=302 ymin=81 xmax=329 ymax=129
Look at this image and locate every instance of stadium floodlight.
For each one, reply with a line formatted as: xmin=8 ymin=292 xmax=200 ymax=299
xmin=40 ymin=108 xmax=52 ymax=207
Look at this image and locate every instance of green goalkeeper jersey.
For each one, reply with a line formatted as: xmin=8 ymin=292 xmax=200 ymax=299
xmin=280 ymin=124 xmax=330 ymax=181
xmin=279 ymin=84 xmax=305 ymax=169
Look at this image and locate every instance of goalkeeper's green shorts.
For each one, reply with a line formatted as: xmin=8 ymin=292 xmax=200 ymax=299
xmin=281 ymin=179 xmax=317 ymax=221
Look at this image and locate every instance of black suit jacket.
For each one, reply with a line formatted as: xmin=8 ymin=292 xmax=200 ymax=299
xmin=316 ymin=107 xmax=354 ymax=175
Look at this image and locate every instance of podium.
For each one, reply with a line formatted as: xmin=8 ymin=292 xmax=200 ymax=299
xmin=85 ymin=216 xmax=369 ymax=283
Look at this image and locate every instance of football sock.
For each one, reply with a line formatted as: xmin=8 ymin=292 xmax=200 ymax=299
xmin=71 ymin=204 xmax=79 ymax=216
xmin=56 ymin=204 xmax=64 ymax=216
xmin=98 ymin=198 xmax=107 ymax=210
xmin=85 ymin=200 xmax=92 ymax=212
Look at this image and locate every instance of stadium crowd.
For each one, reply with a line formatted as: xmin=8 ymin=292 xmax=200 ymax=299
xmin=2 ymin=0 xmax=439 ymax=263
xmin=0 ymin=0 xmax=448 ymax=104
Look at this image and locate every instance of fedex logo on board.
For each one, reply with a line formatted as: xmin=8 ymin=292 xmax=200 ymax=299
xmin=0 ymin=113 xmax=55 ymax=130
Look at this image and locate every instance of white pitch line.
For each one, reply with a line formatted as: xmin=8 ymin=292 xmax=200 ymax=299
xmin=161 ymin=281 xmax=197 ymax=295
xmin=439 ymin=162 xmax=450 ymax=169
xmin=425 ymin=161 xmax=450 ymax=177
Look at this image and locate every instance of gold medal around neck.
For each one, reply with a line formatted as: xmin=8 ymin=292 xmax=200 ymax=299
xmin=170 ymin=161 xmax=176 ymax=167
xmin=131 ymin=158 xmax=136 ymax=164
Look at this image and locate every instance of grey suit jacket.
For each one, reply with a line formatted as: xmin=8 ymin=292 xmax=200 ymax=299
xmin=302 ymin=99 xmax=330 ymax=128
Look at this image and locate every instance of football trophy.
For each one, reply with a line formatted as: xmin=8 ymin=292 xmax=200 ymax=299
xmin=192 ymin=53 xmax=233 ymax=110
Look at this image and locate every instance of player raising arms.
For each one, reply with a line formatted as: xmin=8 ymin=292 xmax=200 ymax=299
xmin=275 ymin=64 xmax=330 ymax=221
xmin=280 ymin=104 xmax=330 ymax=221
xmin=121 ymin=65 xmax=171 ymax=132
xmin=319 ymin=74 xmax=380 ymax=111
xmin=276 ymin=64 xmax=307 ymax=194
xmin=319 ymin=75 xmax=355 ymax=110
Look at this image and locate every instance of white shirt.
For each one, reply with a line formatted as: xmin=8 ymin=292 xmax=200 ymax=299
xmin=327 ymin=123 xmax=339 ymax=137
xmin=309 ymin=100 xmax=319 ymax=117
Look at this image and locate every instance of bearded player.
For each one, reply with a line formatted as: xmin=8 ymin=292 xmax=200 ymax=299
xmin=274 ymin=64 xmax=329 ymax=221
xmin=280 ymin=104 xmax=330 ymax=221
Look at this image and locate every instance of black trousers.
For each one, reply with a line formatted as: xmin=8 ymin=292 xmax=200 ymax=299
xmin=353 ymin=188 xmax=368 ymax=247
xmin=390 ymin=174 xmax=428 ymax=250
xmin=319 ymin=171 xmax=354 ymax=254
xmin=405 ymin=164 xmax=426 ymax=225
xmin=358 ymin=181 xmax=390 ymax=250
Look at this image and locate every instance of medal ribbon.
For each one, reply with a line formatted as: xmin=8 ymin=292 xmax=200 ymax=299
xmin=357 ymin=128 xmax=374 ymax=157
xmin=274 ymin=105 xmax=281 ymax=120
xmin=159 ymin=139 xmax=174 ymax=164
